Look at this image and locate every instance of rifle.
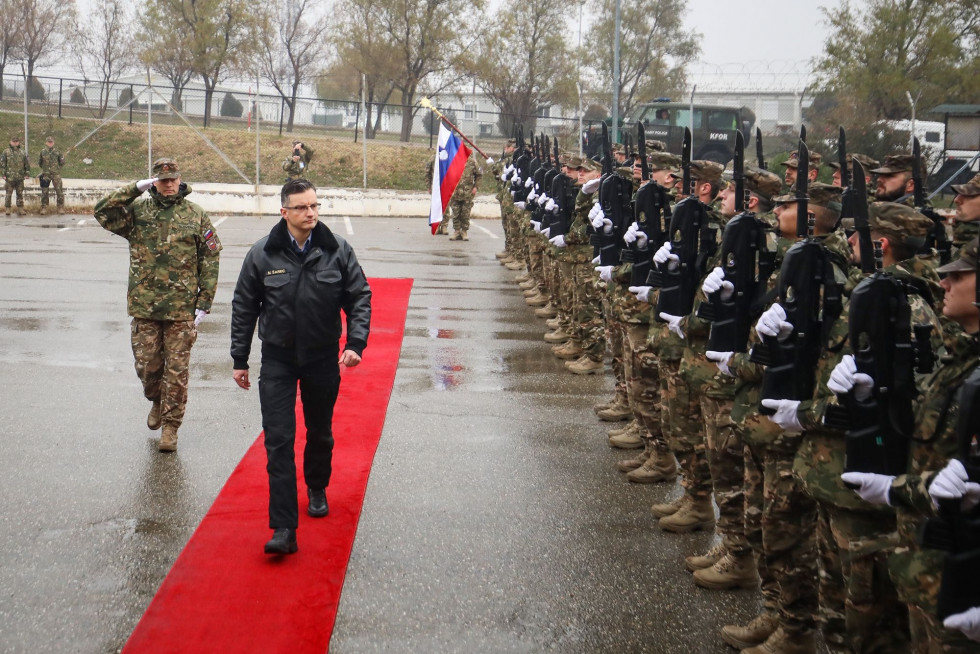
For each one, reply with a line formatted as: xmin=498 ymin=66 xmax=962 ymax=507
xmin=648 ymin=127 xmax=717 ymax=319
xmin=591 ymin=123 xmax=633 ymax=265
xmin=756 ymin=127 xmax=767 ymax=170
xmin=920 ymin=264 xmax=980 ymax=620
xmin=850 ymin=159 xmax=876 ymax=274
xmin=622 ymin=123 xmax=671 ymax=285
xmin=697 ymin=131 xmax=776 ymax=352
xmin=912 ymin=137 xmax=953 ymax=265
xmin=750 ymin=140 xmax=845 ymax=413
xmin=680 ymin=126 xmax=693 ymax=197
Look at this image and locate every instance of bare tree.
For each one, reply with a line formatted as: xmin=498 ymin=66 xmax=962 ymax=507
xmin=20 ymin=0 xmax=76 ymax=103
xmin=137 ymin=6 xmax=196 ymax=111
xmin=70 ymin=0 xmax=136 ymax=118
xmin=256 ymin=0 xmax=331 ymax=132
xmin=0 ymin=0 xmax=25 ymax=101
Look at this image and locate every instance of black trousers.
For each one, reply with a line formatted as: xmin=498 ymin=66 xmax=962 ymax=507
xmin=258 ymin=356 xmax=340 ymax=529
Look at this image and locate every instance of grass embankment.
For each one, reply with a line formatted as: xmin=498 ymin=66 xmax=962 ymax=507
xmin=0 ymin=112 xmax=489 ymax=192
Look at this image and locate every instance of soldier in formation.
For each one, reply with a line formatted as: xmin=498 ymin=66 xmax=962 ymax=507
xmin=493 ymin=126 xmax=980 ymax=653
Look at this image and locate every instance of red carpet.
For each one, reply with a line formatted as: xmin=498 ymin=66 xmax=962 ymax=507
xmin=123 ymin=277 xmax=413 ymax=654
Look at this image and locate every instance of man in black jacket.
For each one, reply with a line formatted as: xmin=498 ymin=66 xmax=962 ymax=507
xmin=231 ymin=178 xmax=372 ymax=555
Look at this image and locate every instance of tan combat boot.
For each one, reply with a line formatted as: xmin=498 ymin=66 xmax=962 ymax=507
xmin=658 ymin=495 xmax=715 ymax=533
xmin=534 ymin=304 xmax=558 ymax=319
xmin=505 ymin=260 xmax=525 ymax=271
xmin=39 ymin=207 xmax=46 ymax=215
xmin=692 ymin=551 xmax=759 ymax=590
xmin=461 ymin=230 xmax=468 ymax=241
xmin=525 ymin=293 xmax=549 ymax=307
xmin=450 ymin=231 xmax=463 ymax=241
xmin=520 ymin=279 xmax=538 ymax=290
xmin=616 ymin=443 xmax=653 ymax=472
xmin=159 ymin=425 xmax=178 ymax=453
xmin=625 ymin=448 xmax=677 ymax=482
xmin=545 ymin=317 xmax=561 ymax=329
xmin=514 ymin=272 xmax=530 ymax=283
xmin=596 ymin=401 xmax=632 ymax=422
xmin=567 ymin=356 xmax=603 ymax=375
xmin=543 ymin=326 xmax=569 ymax=343
xmin=523 ymin=287 xmax=540 ymax=297
xmin=651 ymin=494 xmax=686 ymax=518
xmin=608 ymin=422 xmax=644 ymax=449
xmin=4 ymin=208 xmax=10 ymax=216
xmin=147 ymin=400 xmax=162 ymax=431
xmin=435 ymin=223 xmax=447 ymax=235
xmin=720 ymin=612 xmax=778 ymax=650
xmin=552 ymin=340 xmax=584 ymax=360
xmin=741 ymin=627 xmax=815 ymax=654
xmin=594 ymin=390 xmax=627 ymax=416
xmin=495 ymin=250 xmax=510 ymax=260
xmin=607 ymin=419 xmax=638 ymax=438
xmin=684 ymin=542 xmax=726 ymax=572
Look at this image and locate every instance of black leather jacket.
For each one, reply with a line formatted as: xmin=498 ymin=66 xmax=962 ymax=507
xmin=231 ymin=220 xmax=371 ymax=369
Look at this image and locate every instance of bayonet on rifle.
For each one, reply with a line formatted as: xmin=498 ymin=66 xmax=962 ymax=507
xmin=796 ymin=141 xmax=810 ymax=238
xmin=756 ymin=127 xmax=766 ymax=170
xmin=638 ymin=123 xmax=649 ymax=182
xmin=734 ymin=131 xmax=745 ymax=214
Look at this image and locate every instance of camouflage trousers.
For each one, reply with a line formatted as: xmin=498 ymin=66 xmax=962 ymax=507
xmin=625 ymin=323 xmax=668 ymax=451
xmin=4 ymin=177 xmax=24 ymax=208
xmin=542 ymin=246 xmax=558 ymax=302
xmin=502 ymin=203 xmax=520 ymax=254
xmin=449 ymin=192 xmax=474 ymax=232
xmin=702 ymin=396 xmax=748 ymax=556
xmin=603 ymin=303 xmax=628 ymax=400
xmin=572 ymin=260 xmax=604 ymax=359
xmin=759 ymin=447 xmax=819 ymax=636
xmin=744 ymin=443 xmax=780 ymax=615
xmin=527 ymin=232 xmax=546 ymax=291
xmin=131 ymin=318 xmax=198 ymax=429
xmin=817 ymin=502 xmax=909 ymax=654
xmin=661 ymin=359 xmax=712 ymax=499
xmin=555 ymin=259 xmax=575 ymax=333
xmin=40 ymin=174 xmax=64 ymax=208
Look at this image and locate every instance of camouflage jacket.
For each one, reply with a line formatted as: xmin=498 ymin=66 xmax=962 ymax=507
xmin=94 ymin=182 xmax=222 ymax=321
xmin=282 ymin=144 xmax=314 ymax=179
xmin=453 ymin=156 xmax=483 ymax=198
xmin=794 ymin=256 xmax=945 ymax=510
xmin=38 ymin=147 xmax=65 ymax=176
xmin=732 ymin=230 xmax=852 ymax=452
xmin=565 ymin=189 xmax=597 ymax=263
xmin=1 ymin=145 xmax=29 ymax=178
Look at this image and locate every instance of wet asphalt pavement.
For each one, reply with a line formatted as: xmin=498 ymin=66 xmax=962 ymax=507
xmin=1 ymin=211 xmax=767 ymax=653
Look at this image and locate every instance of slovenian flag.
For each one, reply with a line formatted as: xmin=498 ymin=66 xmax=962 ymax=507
xmin=429 ymin=122 xmax=471 ymax=234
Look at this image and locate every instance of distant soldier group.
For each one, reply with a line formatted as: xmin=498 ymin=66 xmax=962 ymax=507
xmin=0 ymin=133 xmax=66 ymax=215
xmin=491 ymin=124 xmax=980 ymax=653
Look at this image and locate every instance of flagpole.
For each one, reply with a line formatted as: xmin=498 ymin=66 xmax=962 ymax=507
xmin=419 ymin=98 xmax=493 ymax=162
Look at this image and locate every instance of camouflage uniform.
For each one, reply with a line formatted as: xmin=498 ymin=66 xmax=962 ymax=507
xmin=94 ymin=167 xmax=221 ymax=435
xmin=1 ymin=137 xmax=30 ymax=213
xmin=566 ymin=187 xmax=605 ymax=360
xmin=450 ymin=156 xmax=483 ymax=238
xmin=38 ymin=141 xmax=65 ymax=212
xmin=282 ymin=143 xmax=314 ymax=180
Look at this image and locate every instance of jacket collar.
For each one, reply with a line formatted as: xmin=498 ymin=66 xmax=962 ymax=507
xmin=265 ymin=219 xmax=339 ymax=253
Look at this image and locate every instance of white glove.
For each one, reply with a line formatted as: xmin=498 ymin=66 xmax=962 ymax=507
xmin=524 ymin=177 xmax=534 ymax=188
xmin=194 ymin=309 xmax=207 ymax=326
xmin=706 ymin=350 xmax=733 ymax=376
xmin=755 ymin=303 xmax=794 ymax=341
xmin=485 ymin=157 xmax=494 ymax=164
xmin=527 ymin=189 xmax=537 ymax=202
xmin=531 ymin=220 xmax=541 ymax=232
xmin=500 ymin=172 xmax=509 ymax=181
xmin=588 ymin=203 xmax=600 ymax=220
xmin=929 ymin=459 xmax=980 ymax=512
xmin=549 ymin=234 xmax=566 ymax=248
xmin=544 ymin=198 xmax=557 ymax=213
xmin=597 ymin=265 xmax=614 ymax=282
xmin=827 ymin=355 xmax=874 ymax=402
xmin=582 ymin=178 xmax=601 ymax=194
xmin=945 ymin=607 xmax=980 ymax=642
xmin=590 ymin=211 xmax=606 ymax=230
xmin=601 ymin=218 xmax=614 ymax=235
xmin=136 ymin=177 xmax=159 ymax=192
xmin=512 ymin=176 xmax=521 ymax=186
xmin=537 ymin=194 xmax=549 ymax=207
xmin=628 ymin=285 xmax=652 ymax=303
xmin=653 ymin=242 xmax=679 ymax=272
xmin=761 ymin=398 xmax=803 ymax=432
xmin=591 ymin=255 xmax=601 ymax=265
xmin=541 ymin=227 xmax=550 ymax=238
xmin=702 ymin=267 xmax=734 ymax=301
xmin=840 ymin=472 xmax=895 ymax=506
xmin=514 ymin=201 xmax=526 ymax=210
xmin=623 ymin=223 xmax=638 ymax=245
xmin=659 ymin=312 xmax=685 ymax=339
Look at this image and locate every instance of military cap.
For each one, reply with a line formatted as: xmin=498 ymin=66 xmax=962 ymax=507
xmin=951 ymin=172 xmax=980 ymax=197
xmin=152 ymin=157 xmax=181 ymax=180
xmin=612 ymin=142 xmax=625 ymax=153
xmin=649 ymin=151 xmax=681 ymax=172
xmin=744 ymin=166 xmax=783 ymax=201
xmin=506 ymin=138 xmax=516 ymax=146
xmin=566 ymin=155 xmax=584 ymax=169
xmin=827 ymin=153 xmax=880 ymax=171
xmin=10 ymin=134 xmax=20 ymax=140
xmin=781 ymin=149 xmax=822 ymax=170
xmin=615 ymin=165 xmax=633 ymax=177
xmin=645 ymin=140 xmax=667 ymax=152
xmin=808 ymin=182 xmax=843 ymax=211
xmin=936 ymin=237 xmax=978 ymax=273
xmin=870 ymin=154 xmax=915 ymax=174
xmin=868 ymin=201 xmax=933 ymax=247
xmin=691 ymin=160 xmax=724 ymax=182
xmin=580 ymin=157 xmax=601 ymax=172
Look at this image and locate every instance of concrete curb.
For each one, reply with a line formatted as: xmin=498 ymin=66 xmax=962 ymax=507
xmin=9 ymin=178 xmax=502 ymax=219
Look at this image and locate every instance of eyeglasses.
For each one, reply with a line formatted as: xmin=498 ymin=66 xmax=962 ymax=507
xmin=284 ymin=203 xmax=321 ymax=212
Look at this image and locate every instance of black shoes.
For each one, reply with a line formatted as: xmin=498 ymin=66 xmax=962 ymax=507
xmin=264 ymin=528 xmax=298 ymax=555
xmin=308 ymin=488 xmax=329 ymax=518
